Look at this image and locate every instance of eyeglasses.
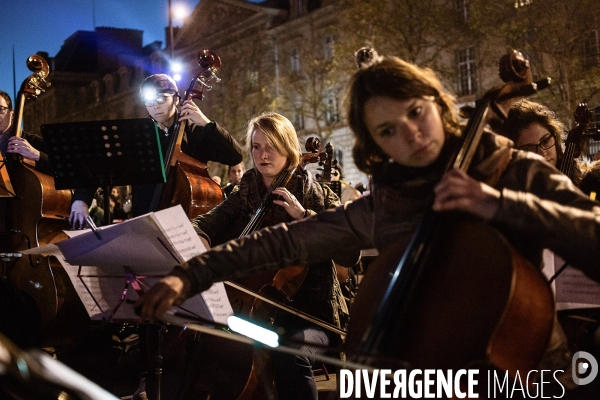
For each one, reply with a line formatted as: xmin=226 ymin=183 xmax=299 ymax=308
xmin=143 ymin=94 xmax=172 ymax=107
xmin=517 ymin=133 xmax=556 ymax=153
xmin=0 ymin=106 xmax=10 ymax=114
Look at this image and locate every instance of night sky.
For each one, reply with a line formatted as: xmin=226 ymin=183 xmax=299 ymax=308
xmin=0 ymin=0 xmax=209 ymax=108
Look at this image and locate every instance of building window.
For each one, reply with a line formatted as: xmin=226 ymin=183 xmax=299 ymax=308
xmin=247 ymin=69 xmax=259 ymax=89
xmin=514 ymin=0 xmax=533 ymax=8
xmin=291 ymin=49 xmax=301 ymax=74
xmin=326 ymin=95 xmax=339 ymax=123
xmin=455 ymin=0 xmax=468 ymax=22
xmin=324 ymin=35 xmax=334 ymax=59
xmin=585 ymin=28 xmax=600 ymax=68
xmin=294 ymin=110 xmax=304 ymax=130
xmin=456 ymin=47 xmax=478 ymax=97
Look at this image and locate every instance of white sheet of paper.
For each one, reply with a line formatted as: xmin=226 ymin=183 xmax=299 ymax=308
xmin=56 ymin=256 xmax=139 ymax=321
xmin=25 ymin=205 xmax=233 ymax=323
xmin=55 ymin=215 xmax=180 ymax=274
xmin=553 ymin=253 xmax=600 ymax=310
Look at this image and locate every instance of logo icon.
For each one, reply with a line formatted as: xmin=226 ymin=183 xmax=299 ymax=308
xmin=572 ymin=351 xmax=598 ymax=386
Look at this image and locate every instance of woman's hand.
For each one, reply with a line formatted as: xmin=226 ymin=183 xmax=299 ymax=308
xmin=7 ymin=137 xmax=40 ymax=161
xmin=134 ymin=274 xmax=190 ymax=322
xmin=432 ymin=168 xmax=501 ymax=221
xmin=272 ymin=187 xmax=306 ymax=220
xmin=178 ymin=100 xmax=211 ymax=127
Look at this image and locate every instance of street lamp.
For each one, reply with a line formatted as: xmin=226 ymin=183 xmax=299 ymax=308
xmin=168 ymin=1 xmax=190 ymax=69
xmin=168 ymin=0 xmax=174 ymax=59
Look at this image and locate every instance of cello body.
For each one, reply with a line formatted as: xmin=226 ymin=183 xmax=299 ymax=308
xmin=6 ymin=162 xmax=88 ymax=343
xmin=346 ymin=217 xmax=554 ymax=375
xmin=157 ymin=149 xmax=224 ymax=219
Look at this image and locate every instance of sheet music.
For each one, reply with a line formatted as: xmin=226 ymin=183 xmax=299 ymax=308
xmin=151 ymin=206 xmax=233 ymax=324
xmin=52 ymin=215 xmax=179 ymax=274
xmin=552 ymin=252 xmax=600 ymax=310
xmin=198 ymin=283 xmax=234 ymax=325
xmin=53 ymin=257 xmax=140 ymax=321
xmin=151 ymin=205 xmax=208 ymax=261
xmin=22 ymin=205 xmax=233 ymax=323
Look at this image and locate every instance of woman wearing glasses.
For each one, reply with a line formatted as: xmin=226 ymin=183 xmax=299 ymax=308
xmin=69 ymin=74 xmax=243 ymax=226
xmin=500 ymin=99 xmax=583 ymax=184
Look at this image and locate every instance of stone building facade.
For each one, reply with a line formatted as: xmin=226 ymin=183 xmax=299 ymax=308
xmin=26 ymin=0 xmax=600 ymax=183
xmin=23 ymin=0 xmax=368 ymax=185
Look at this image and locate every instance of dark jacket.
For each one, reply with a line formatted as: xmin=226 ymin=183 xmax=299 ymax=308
xmin=191 ymin=167 xmax=349 ymax=330
xmin=0 ymin=130 xmax=53 ymax=175
xmin=175 ymin=131 xmax=600 ymax=375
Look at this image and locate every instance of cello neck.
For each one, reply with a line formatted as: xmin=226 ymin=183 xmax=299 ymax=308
xmin=240 ymin=168 xmax=295 ymax=237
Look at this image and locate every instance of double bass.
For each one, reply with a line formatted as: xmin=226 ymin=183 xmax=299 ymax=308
xmin=345 ymin=49 xmax=555 ymax=382
xmin=149 ymin=50 xmax=225 ymax=219
xmin=5 ymin=55 xmax=86 ymax=342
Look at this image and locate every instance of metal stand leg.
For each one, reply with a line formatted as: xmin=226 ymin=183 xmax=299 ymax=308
xmin=156 ymin=325 xmax=164 ymax=400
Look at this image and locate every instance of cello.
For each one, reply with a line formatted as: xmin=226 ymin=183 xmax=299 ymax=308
xmin=558 ymin=103 xmax=600 ymax=180
xmin=5 ymin=55 xmax=87 ymax=342
xmin=149 ymin=50 xmax=225 ymax=219
xmin=178 ymin=138 xmax=345 ymax=400
xmin=344 ymin=49 xmax=555 ymax=383
xmin=315 ymin=142 xmax=342 ymax=198
xmin=232 ymin=137 xmax=341 ymax=400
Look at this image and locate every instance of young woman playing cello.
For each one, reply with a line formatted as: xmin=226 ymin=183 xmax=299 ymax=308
xmin=137 ymin=52 xmax=600 ymax=398
xmin=184 ymin=111 xmax=350 ymax=400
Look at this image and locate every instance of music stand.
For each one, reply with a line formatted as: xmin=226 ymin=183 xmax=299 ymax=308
xmin=41 ymin=118 xmax=166 ymax=226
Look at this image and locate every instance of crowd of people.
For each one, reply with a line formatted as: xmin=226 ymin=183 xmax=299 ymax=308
xmin=1 ymin=47 xmax=600 ymax=399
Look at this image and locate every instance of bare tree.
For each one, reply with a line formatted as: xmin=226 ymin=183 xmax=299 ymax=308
xmin=274 ymin=18 xmax=346 ymax=142
xmin=334 ymin=0 xmax=470 ymax=73
xmin=468 ymin=0 xmax=600 ymax=122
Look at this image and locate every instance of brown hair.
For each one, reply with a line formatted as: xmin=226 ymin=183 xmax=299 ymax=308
xmin=500 ymin=99 xmax=565 ymax=163
xmin=0 ymin=90 xmax=12 ymax=110
xmin=345 ymin=54 xmax=460 ymax=176
xmin=140 ymin=74 xmax=179 ymax=96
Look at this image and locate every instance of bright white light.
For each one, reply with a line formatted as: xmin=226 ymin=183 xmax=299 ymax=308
xmin=172 ymin=73 xmax=182 ymax=82
xmin=227 ymin=316 xmax=279 ymax=348
xmin=142 ymin=87 xmax=157 ymax=101
xmin=170 ymin=62 xmax=182 ymax=73
xmin=172 ymin=4 xmax=190 ymax=21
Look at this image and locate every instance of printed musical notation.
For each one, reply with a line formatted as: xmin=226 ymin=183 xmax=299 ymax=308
xmin=22 ymin=205 xmax=234 ymax=324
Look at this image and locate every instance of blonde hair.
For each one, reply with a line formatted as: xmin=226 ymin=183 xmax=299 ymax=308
xmin=245 ymin=112 xmax=301 ymax=170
